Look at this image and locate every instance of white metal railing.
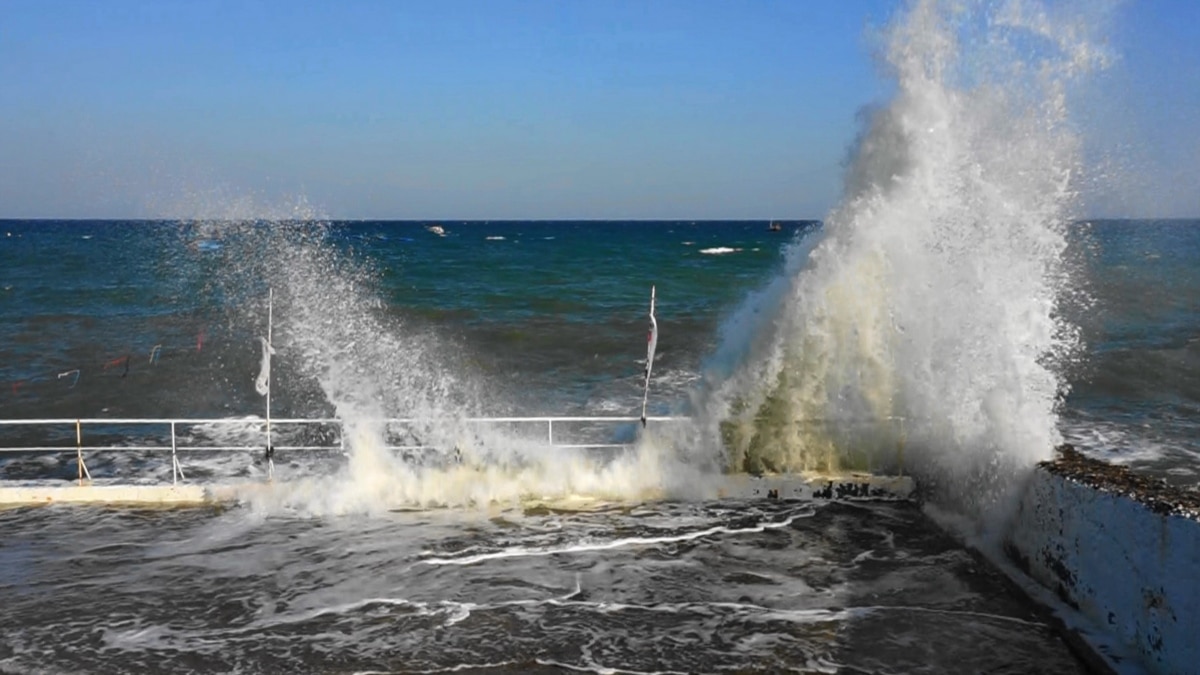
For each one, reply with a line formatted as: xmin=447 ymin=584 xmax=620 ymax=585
xmin=0 ymin=416 xmax=688 ymax=486
xmin=0 ymin=415 xmax=908 ymax=487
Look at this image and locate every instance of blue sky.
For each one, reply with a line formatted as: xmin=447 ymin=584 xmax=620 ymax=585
xmin=0 ymin=0 xmax=1196 ymax=219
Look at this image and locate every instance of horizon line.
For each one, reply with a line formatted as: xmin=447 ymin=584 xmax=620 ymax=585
xmin=0 ymin=217 xmax=822 ymax=223
xmin=2 ymin=216 xmax=1197 ymax=223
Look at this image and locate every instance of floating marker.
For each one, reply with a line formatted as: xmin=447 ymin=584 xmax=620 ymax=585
xmin=102 ymin=355 xmax=130 ymax=378
xmin=5 ymin=328 xmax=214 ymax=403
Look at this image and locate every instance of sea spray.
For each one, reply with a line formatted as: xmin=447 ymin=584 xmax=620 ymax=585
xmin=179 ymin=205 xmax=686 ymax=513
xmin=173 ymin=199 xmax=485 ymax=436
xmin=686 ymin=0 xmax=1110 ymax=518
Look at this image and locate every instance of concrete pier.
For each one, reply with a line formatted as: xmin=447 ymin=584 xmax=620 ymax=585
xmin=0 ymin=483 xmax=216 ymax=507
xmin=0 ymin=473 xmax=915 ymax=509
xmin=1005 ymin=447 xmax=1200 ymax=675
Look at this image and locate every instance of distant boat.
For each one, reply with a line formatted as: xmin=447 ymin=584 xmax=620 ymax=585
xmin=426 ymin=224 xmax=447 ymax=237
xmin=188 ymin=238 xmax=222 ymax=251
xmin=768 ymin=220 xmax=782 ymax=232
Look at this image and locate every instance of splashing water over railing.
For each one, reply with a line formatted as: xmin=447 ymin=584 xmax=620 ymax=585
xmin=688 ymin=0 xmax=1114 ymax=520
xmin=0 ymin=416 xmax=690 ymax=484
xmin=0 ymin=415 xmax=912 ymax=486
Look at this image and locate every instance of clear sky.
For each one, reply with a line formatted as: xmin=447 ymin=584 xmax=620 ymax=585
xmin=0 ymin=0 xmax=1196 ymax=219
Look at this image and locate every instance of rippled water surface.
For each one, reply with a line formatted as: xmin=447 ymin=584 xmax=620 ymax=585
xmin=0 ymin=500 xmax=1084 ymax=674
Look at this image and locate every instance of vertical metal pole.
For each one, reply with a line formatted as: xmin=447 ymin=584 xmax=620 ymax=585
xmin=266 ymin=287 xmax=274 ymax=481
xmin=76 ymin=419 xmax=83 ymax=486
xmin=75 ymin=419 xmax=91 ymax=485
xmin=547 ymin=419 xmax=553 ymax=446
xmin=171 ymin=421 xmax=178 ymax=485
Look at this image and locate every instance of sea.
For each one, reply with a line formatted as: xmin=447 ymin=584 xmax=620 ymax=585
xmin=3 ymin=1 xmax=1198 ymax=673
xmin=1 ymin=219 xmax=1197 ymax=483
xmin=1 ymin=217 xmax=1195 ymax=674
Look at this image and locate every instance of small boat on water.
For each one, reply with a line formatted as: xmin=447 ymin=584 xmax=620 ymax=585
xmin=426 ymin=224 xmax=447 ymax=236
xmin=186 ymin=238 xmax=222 ymax=251
xmin=768 ymin=220 xmax=782 ymax=232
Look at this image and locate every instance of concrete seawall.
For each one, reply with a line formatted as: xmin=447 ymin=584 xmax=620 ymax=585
xmin=0 ymin=484 xmax=218 ymax=507
xmin=1005 ymin=447 xmax=1200 ymax=675
xmin=0 ymin=473 xmax=915 ymax=508
xmin=5 ymin=450 xmax=1194 ymax=673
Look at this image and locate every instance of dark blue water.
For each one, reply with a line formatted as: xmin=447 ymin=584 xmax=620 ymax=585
xmin=0 ymin=218 xmax=1191 ymax=674
xmin=1059 ymin=220 xmax=1200 ymax=483
xmin=0 ymin=220 xmax=808 ymax=427
xmin=1 ymin=219 xmax=1197 ymax=483
xmin=2 ymin=2 xmax=1187 ymax=669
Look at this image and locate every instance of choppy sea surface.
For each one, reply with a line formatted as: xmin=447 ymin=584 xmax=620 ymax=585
xmin=2 ymin=219 xmax=1197 ymax=482
xmin=1 ymin=496 xmax=1088 ymax=674
xmin=0 ymin=218 xmax=1194 ymax=673
xmin=2 ymin=3 xmax=1197 ymax=669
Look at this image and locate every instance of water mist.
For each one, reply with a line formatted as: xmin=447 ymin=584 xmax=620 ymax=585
xmin=185 ymin=208 xmax=684 ymax=514
xmin=688 ymin=0 xmax=1111 ymax=519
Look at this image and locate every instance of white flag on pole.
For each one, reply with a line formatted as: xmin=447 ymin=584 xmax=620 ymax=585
xmin=640 ymin=286 xmax=658 ymax=427
xmin=255 ymin=336 xmax=274 ymax=396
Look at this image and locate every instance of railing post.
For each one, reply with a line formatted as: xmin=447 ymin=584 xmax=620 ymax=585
xmin=0 ymin=416 xmax=695 ymax=474
xmin=170 ymin=421 xmax=179 ymax=485
xmin=75 ymin=419 xmax=91 ymax=486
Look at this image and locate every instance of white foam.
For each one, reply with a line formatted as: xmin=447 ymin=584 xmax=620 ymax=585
xmin=184 ymin=215 xmax=729 ymax=514
xmin=417 ymin=510 xmax=811 ymax=566
xmin=238 ymin=430 xmax=715 ymax=515
xmin=679 ymin=0 xmax=1113 ymax=518
xmin=1060 ymin=417 xmax=1200 ymax=473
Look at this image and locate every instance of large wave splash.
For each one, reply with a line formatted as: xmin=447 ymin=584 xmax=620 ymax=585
xmin=260 ymin=224 xmax=682 ymax=513
xmin=178 ymin=200 xmax=687 ymax=515
xmin=686 ymin=0 xmax=1110 ymax=513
